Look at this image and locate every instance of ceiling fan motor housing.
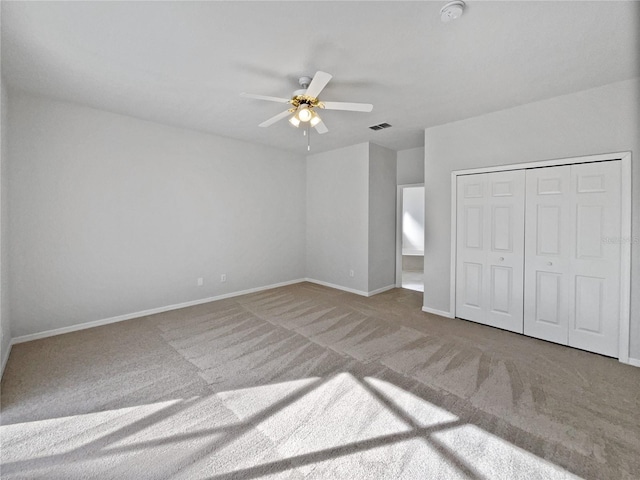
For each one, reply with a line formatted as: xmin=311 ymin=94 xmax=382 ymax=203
xmin=290 ymin=95 xmax=321 ymax=109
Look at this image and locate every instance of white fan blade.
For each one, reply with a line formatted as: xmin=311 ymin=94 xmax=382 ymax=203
xmin=321 ymin=101 xmax=373 ymax=112
xmin=259 ymin=110 xmax=292 ymax=127
xmin=241 ymin=93 xmax=291 ymax=104
xmin=305 ymin=71 xmax=333 ymax=98
xmin=314 ymin=120 xmax=328 ymax=134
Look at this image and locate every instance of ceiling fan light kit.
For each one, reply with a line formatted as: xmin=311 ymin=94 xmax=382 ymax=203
xmin=288 ymin=116 xmax=301 ymax=127
xmin=297 ymin=106 xmax=312 ymax=122
xmin=240 ymin=71 xmax=373 ymax=149
xmin=309 ymin=112 xmax=321 ymax=127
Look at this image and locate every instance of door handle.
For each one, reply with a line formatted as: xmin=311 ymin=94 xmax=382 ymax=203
xmin=547 ymin=261 xmax=553 ymax=266
xmin=499 ymin=257 xmax=504 ymax=261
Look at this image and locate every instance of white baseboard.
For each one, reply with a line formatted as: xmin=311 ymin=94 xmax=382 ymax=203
xmin=11 ymin=278 xmax=306 ymax=345
xmin=6 ymin=278 xmax=638 ymax=372
xmin=421 ymin=306 xmax=454 ymax=318
xmin=304 ymin=279 xmax=395 ymax=297
xmin=623 ymin=357 xmax=640 ymax=368
xmin=368 ymin=284 xmax=396 ymax=296
xmin=304 ymin=278 xmax=369 ymax=297
xmin=1 ymin=341 xmax=12 ymax=378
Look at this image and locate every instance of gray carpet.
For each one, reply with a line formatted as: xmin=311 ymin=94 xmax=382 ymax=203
xmin=1 ymin=282 xmax=639 ymax=479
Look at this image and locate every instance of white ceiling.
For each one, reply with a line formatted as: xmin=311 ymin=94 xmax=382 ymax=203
xmin=2 ymin=1 xmax=638 ymax=154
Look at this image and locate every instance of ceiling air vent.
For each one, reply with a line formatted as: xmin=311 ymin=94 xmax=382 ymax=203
xmin=369 ymin=122 xmax=392 ymax=131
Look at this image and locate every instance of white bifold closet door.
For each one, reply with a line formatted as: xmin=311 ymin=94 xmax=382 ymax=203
xmin=524 ymin=161 xmax=621 ymax=357
xmin=523 ymin=165 xmax=572 ymax=344
xmin=455 ymin=170 xmax=525 ymax=333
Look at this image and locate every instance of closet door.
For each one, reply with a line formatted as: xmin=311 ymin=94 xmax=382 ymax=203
xmin=456 ymin=170 xmax=525 ymax=333
xmin=456 ymin=173 xmax=487 ymax=324
xmin=569 ymin=161 xmax=621 ymax=357
xmin=524 ymin=166 xmax=571 ymax=344
xmin=524 ymin=161 xmax=621 ymax=357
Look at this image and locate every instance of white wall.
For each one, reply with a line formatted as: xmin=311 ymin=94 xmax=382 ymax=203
xmin=306 ymin=143 xmax=370 ymax=292
xmin=397 ymin=147 xmax=424 ymax=185
xmin=423 ymin=78 xmax=640 ymax=359
xmin=306 ymin=142 xmax=397 ymax=294
xmin=8 ymin=91 xmax=306 ymax=338
xmin=0 ymin=78 xmax=11 ymax=373
xmin=368 ymin=144 xmax=397 ymax=291
xmin=402 ymin=186 xmax=424 ymax=255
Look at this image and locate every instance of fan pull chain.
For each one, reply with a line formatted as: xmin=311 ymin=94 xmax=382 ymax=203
xmin=307 ymin=126 xmax=311 ymax=151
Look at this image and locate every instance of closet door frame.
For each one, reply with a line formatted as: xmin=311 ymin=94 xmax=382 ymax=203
xmin=449 ymin=151 xmax=632 ymax=364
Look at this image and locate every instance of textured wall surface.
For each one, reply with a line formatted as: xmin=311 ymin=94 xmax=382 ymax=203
xmin=397 ymin=147 xmax=424 ymax=186
xmin=306 ymin=143 xmax=370 ymax=292
xmin=9 ymin=92 xmax=306 ymax=337
xmin=368 ymin=143 xmax=397 ymax=291
xmin=1 ymin=79 xmax=11 ymax=370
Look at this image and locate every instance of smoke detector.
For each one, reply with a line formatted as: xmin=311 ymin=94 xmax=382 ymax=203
xmin=440 ymin=1 xmax=465 ymax=23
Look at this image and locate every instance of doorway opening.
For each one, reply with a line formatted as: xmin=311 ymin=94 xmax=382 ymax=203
xmin=396 ymin=184 xmax=424 ymax=292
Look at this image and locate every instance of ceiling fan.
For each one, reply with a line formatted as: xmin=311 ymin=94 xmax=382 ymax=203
xmin=240 ymin=71 xmax=373 ymax=135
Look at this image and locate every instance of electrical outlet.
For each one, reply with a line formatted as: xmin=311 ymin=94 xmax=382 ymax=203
xmin=349 ymin=270 xmax=354 ymax=278
xmin=220 ymin=274 xmax=226 ymax=283
xmin=197 ymin=277 xmax=204 ymax=287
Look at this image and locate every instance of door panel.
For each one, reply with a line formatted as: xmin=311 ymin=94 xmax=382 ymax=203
xmin=576 ymin=205 xmax=603 ymax=259
xmin=536 ymin=205 xmax=561 ymax=255
xmin=456 ymin=171 xmax=525 ymax=333
xmin=524 ymin=161 xmax=621 ymax=357
xmin=492 ymin=206 xmax=512 ymax=252
xmin=456 ymin=174 xmax=488 ymax=324
xmin=535 ymin=271 xmax=562 ymax=325
xmin=524 ymin=166 xmax=571 ymax=344
xmin=492 ymin=180 xmax=513 ymax=197
xmin=464 ymin=181 xmax=483 ymax=198
xmin=464 ymin=206 xmax=483 ymax=249
xmin=574 ymin=275 xmax=604 ymax=333
xmin=568 ymin=161 xmax=621 ymax=357
xmin=485 ymin=171 xmax=525 ymax=332
xmin=490 ymin=266 xmax=512 ymax=314
xmin=462 ymin=262 xmax=483 ymax=309
xmin=537 ymin=177 xmax=563 ymax=195
xmin=577 ymin=173 xmax=606 ymax=193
